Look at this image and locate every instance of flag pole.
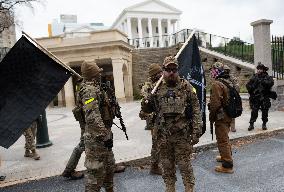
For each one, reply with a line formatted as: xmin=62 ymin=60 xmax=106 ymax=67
xmin=22 ymin=31 xmax=82 ymax=79
xmin=151 ymin=30 xmax=196 ymax=94
xmin=175 ymin=29 xmax=196 ymax=59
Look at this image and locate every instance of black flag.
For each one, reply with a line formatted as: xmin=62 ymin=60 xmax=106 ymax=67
xmin=178 ymin=34 xmax=206 ymax=135
xmin=0 ymin=36 xmax=71 ymax=148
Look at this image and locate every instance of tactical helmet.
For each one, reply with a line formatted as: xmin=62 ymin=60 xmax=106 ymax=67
xmin=148 ymin=63 xmax=162 ymax=77
xmin=256 ymin=62 xmax=269 ymax=71
xmin=210 ymin=62 xmax=224 ymax=78
xmin=163 ymin=56 xmax=178 ymax=67
xmin=81 ymin=61 xmax=103 ymax=80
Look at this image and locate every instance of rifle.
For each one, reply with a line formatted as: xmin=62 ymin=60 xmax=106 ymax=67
xmin=101 ymin=81 xmax=129 ymax=140
xmin=210 ymin=121 xmax=214 ymax=140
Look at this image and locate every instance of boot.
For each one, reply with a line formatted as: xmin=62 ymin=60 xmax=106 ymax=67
xmin=114 ymin=165 xmax=126 ymax=173
xmin=262 ymin=123 xmax=267 ymax=130
xmin=144 ymin=125 xmax=151 ymax=130
xmin=184 ymin=184 xmax=194 ymax=192
xmin=215 ymin=165 xmax=234 ymax=174
xmin=230 ymin=126 xmax=236 ymax=132
xmin=150 ymin=163 xmax=162 ymax=175
xmin=31 ymin=149 xmax=40 ymax=160
xmin=215 ymin=156 xmax=223 ymax=162
xmin=0 ymin=175 xmax=5 ymax=181
xmin=248 ymin=123 xmax=254 ymax=131
xmin=24 ymin=150 xmax=32 ymax=157
xmin=62 ymin=169 xmax=84 ymax=180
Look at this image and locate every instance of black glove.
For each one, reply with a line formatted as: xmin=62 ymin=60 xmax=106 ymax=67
xmin=104 ymin=139 xmax=113 ymax=149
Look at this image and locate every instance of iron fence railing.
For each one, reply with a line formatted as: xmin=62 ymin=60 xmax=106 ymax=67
xmin=272 ymin=35 xmax=284 ymax=79
xmin=128 ymin=29 xmax=254 ymax=63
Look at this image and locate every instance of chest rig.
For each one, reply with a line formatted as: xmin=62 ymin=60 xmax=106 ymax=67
xmin=98 ymin=88 xmax=115 ymax=128
xmin=157 ymin=82 xmax=187 ymax=117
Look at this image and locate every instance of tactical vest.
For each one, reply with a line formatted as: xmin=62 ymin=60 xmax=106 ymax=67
xmin=98 ymin=88 xmax=115 ymax=128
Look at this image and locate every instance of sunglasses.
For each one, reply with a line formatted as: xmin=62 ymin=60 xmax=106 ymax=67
xmin=164 ymin=68 xmax=178 ymax=73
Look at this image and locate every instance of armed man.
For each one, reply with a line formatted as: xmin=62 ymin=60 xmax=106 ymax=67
xmin=141 ymin=56 xmax=201 ymax=192
xmin=209 ymin=62 xmax=241 ymax=174
xmin=246 ymin=62 xmax=277 ymax=131
xmin=139 ymin=63 xmax=163 ymax=175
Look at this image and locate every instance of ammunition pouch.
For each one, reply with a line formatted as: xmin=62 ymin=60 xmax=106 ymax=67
xmin=72 ymin=106 xmax=85 ymax=124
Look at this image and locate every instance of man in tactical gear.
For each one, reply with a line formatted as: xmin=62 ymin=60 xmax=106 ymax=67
xmin=140 ymin=63 xmax=163 ymax=175
xmin=23 ymin=120 xmax=40 ymax=160
xmin=79 ymin=61 xmax=116 ymax=192
xmin=223 ymin=64 xmax=240 ymax=132
xmin=141 ymin=56 xmax=201 ymax=192
xmin=246 ymin=62 xmax=275 ymax=131
xmin=209 ymin=62 xmax=234 ymax=174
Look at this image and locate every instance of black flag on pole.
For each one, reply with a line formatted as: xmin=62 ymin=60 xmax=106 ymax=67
xmin=177 ymin=34 xmax=206 ymax=135
xmin=0 ymin=35 xmax=71 ymax=148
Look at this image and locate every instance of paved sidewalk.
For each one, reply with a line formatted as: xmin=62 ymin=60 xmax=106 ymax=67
xmin=1 ymin=101 xmax=284 ymax=187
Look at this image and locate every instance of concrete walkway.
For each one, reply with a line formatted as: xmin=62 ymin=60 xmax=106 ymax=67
xmin=1 ymin=101 xmax=284 ymax=187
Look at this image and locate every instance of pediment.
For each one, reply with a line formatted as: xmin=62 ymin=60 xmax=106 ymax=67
xmin=125 ymin=0 xmax=182 ymax=14
xmin=69 ymin=26 xmax=95 ymax=33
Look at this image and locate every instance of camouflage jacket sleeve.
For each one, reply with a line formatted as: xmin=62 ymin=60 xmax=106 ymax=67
xmin=184 ymin=80 xmax=202 ymax=137
xmin=79 ymin=81 xmax=108 ymax=139
xmin=140 ymin=81 xmax=152 ymax=98
xmin=231 ymin=76 xmax=240 ymax=92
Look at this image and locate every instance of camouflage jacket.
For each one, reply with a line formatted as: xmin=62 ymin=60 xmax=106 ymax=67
xmin=142 ymin=77 xmax=201 ymax=137
xmin=79 ymin=80 xmax=112 ymax=141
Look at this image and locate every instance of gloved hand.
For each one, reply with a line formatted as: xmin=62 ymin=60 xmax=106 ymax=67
xmin=191 ymin=135 xmax=199 ymax=145
xmin=104 ymin=139 xmax=113 ymax=149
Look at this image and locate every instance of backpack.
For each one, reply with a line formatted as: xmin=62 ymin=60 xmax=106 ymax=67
xmin=218 ymin=79 xmax=243 ymax=118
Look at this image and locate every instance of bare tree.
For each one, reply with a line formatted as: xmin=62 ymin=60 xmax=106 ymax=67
xmin=0 ymin=0 xmax=41 ymax=33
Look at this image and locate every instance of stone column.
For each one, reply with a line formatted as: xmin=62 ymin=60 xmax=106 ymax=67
xmin=57 ymin=89 xmax=64 ymax=107
xmin=127 ymin=17 xmax=132 ymax=42
xmin=158 ymin=18 xmax=163 ymax=47
xmin=167 ymin=19 xmax=172 ymax=45
xmin=148 ymin=18 xmax=153 ymax=47
xmin=173 ymin=20 xmax=176 ymax=33
xmin=64 ymin=77 xmax=75 ymax=108
xmin=176 ymin=19 xmax=180 ymax=32
xmin=112 ymin=58 xmax=126 ymax=101
xmin=137 ymin=18 xmax=143 ymax=48
xmin=251 ymin=19 xmax=273 ymax=75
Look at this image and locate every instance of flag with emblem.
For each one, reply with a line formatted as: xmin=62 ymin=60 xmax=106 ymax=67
xmin=0 ymin=35 xmax=74 ymax=148
xmin=177 ymin=33 xmax=206 ymax=135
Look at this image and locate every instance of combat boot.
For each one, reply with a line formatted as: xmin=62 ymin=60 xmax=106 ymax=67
xmin=62 ymin=170 xmax=84 ymax=180
xmin=262 ymin=123 xmax=267 ymax=130
xmin=114 ymin=165 xmax=126 ymax=173
xmin=215 ymin=165 xmax=234 ymax=174
xmin=215 ymin=156 xmax=223 ymax=162
xmin=31 ymin=149 xmax=40 ymax=160
xmin=150 ymin=163 xmax=162 ymax=175
xmin=0 ymin=175 xmax=5 ymax=181
xmin=24 ymin=150 xmax=32 ymax=157
xmin=248 ymin=123 xmax=254 ymax=131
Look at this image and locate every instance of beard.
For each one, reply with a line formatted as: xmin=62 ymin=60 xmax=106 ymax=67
xmin=165 ymin=75 xmax=177 ymax=87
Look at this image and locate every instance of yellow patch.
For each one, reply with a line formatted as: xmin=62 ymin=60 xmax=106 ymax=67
xmin=84 ymin=98 xmax=95 ymax=105
xmin=192 ymin=87 xmax=197 ymax=94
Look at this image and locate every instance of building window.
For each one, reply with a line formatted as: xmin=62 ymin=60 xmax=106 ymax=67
xmin=165 ymin=27 xmax=168 ymax=34
xmin=136 ymin=27 xmax=138 ymax=33
xmin=156 ymin=27 xmax=158 ymax=33
xmin=146 ymin=27 xmax=149 ymax=33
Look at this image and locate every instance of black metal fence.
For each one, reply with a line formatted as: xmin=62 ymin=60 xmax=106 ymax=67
xmin=128 ymin=29 xmax=254 ymax=64
xmin=271 ymin=36 xmax=284 ymax=79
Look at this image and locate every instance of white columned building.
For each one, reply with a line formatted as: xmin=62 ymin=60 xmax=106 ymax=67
xmin=111 ymin=0 xmax=182 ymax=48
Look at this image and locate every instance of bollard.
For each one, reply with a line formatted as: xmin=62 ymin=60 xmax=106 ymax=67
xmin=36 ymin=110 xmax=53 ymax=148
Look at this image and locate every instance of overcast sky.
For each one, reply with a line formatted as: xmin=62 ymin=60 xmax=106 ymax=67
xmin=15 ymin=0 xmax=284 ymax=42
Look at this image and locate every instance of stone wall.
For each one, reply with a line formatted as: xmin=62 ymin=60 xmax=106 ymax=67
xmin=132 ymin=45 xmax=255 ymax=99
xmin=199 ymin=51 xmax=255 ymax=92
xmin=132 ymin=45 xmax=179 ymax=99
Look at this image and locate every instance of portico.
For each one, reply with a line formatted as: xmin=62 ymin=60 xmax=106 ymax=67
xmin=37 ymin=29 xmax=133 ymax=108
xmin=112 ymin=0 xmax=182 ymax=48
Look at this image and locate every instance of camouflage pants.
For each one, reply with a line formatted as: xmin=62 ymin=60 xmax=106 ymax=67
xmin=215 ymin=120 xmax=233 ymax=166
xmin=65 ymin=123 xmax=85 ymax=172
xmin=151 ymin=127 xmax=159 ymax=165
xmin=84 ymin=133 xmax=115 ymax=192
xmin=23 ymin=121 xmax=37 ymax=151
xmin=158 ymin=131 xmax=194 ymax=190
